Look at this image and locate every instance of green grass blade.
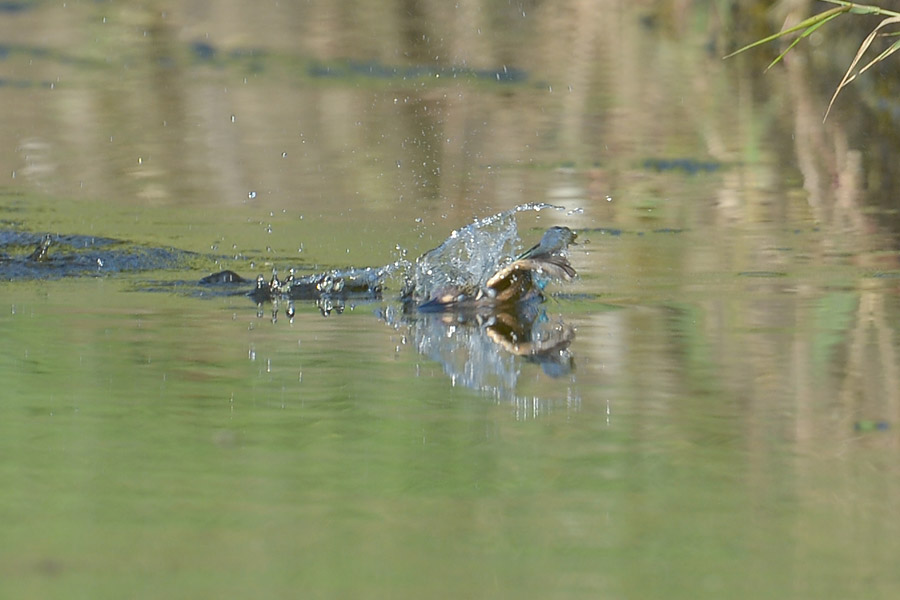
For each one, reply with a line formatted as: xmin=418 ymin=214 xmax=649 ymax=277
xmin=723 ymin=6 xmax=849 ymax=59
xmin=765 ymin=13 xmax=842 ymax=71
xmin=820 ymin=0 xmax=900 ymax=18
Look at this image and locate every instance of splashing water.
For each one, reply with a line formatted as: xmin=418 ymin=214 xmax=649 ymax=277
xmin=406 ymin=203 xmax=563 ymax=303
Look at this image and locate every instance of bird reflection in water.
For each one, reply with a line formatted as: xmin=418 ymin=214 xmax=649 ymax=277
xmin=381 ymin=300 xmax=575 ymax=399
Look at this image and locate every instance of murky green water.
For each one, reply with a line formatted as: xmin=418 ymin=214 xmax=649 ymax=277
xmin=2 ymin=1 xmax=900 ymax=598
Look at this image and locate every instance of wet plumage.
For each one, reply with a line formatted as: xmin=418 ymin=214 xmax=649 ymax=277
xmin=415 ymin=226 xmax=577 ymax=311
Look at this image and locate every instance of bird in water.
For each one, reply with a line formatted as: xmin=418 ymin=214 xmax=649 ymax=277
xmin=200 ymin=224 xmax=577 ymax=312
xmin=414 ymin=226 xmax=577 ymax=311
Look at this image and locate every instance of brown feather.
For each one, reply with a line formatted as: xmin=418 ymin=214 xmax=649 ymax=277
xmin=485 ymin=255 xmax=575 ymax=304
xmin=415 ymin=227 xmax=577 ymax=310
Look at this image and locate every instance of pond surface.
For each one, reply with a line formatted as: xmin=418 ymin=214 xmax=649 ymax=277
xmin=2 ymin=1 xmax=900 ymax=598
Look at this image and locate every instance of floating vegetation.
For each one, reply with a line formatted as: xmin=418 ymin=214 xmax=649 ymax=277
xmin=576 ymin=227 xmax=687 ymax=236
xmin=642 ymin=158 xmax=722 ymax=174
xmin=577 ymin=227 xmax=624 ymax=236
xmin=855 ymin=420 xmax=890 ymax=432
xmin=737 ymin=271 xmax=789 ymax=278
xmin=308 ymin=59 xmax=528 ymax=84
xmin=186 ymin=38 xmax=528 ymax=86
xmin=0 ymin=77 xmax=53 ymax=88
xmin=189 ymin=41 xmax=218 ymax=61
xmin=0 ymin=2 xmax=30 ymax=13
xmin=0 ymin=230 xmax=199 ymax=280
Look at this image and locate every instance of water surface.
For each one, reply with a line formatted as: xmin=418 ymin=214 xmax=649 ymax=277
xmin=2 ymin=1 xmax=900 ymax=598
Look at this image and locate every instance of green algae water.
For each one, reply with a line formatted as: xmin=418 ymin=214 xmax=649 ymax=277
xmin=2 ymin=1 xmax=900 ymax=599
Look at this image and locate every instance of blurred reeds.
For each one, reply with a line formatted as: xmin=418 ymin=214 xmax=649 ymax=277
xmin=725 ymin=0 xmax=900 ymax=120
